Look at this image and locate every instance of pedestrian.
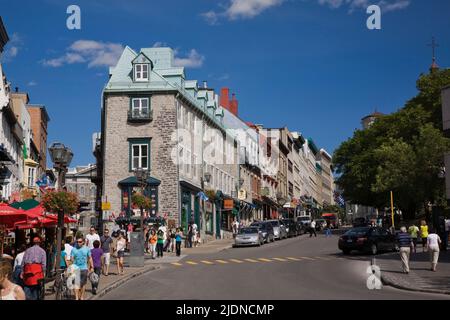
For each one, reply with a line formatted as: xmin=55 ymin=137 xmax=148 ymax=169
xmin=420 ymin=220 xmax=429 ymax=252
xmin=90 ymin=240 xmax=103 ymax=295
xmin=144 ymin=226 xmax=150 ymax=253
xmin=325 ymin=221 xmax=332 ymax=237
xmin=64 ymin=236 xmax=73 ymax=266
xmin=443 ymin=218 xmax=450 ymax=251
xmin=309 ymin=220 xmax=317 ymax=237
xmin=57 ymin=242 xmax=68 ymax=272
xmin=21 ymin=236 xmax=46 ymax=300
xmin=192 ymin=221 xmax=198 ymax=247
xmin=116 ymin=232 xmax=126 ymax=275
xmin=187 ymin=222 xmax=193 ymax=248
xmin=232 ymin=219 xmax=239 ymax=239
xmin=408 ymin=223 xmax=420 ymax=253
xmin=157 ymin=229 xmax=164 ymax=258
xmin=170 ymin=228 xmax=176 ymax=253
xmin=427 ymin=227 xmax=442 ymax=272
xmin=100 ymin=229 xmax=113 ymax=276
xmin=71 ymin=236 xmax=93 ymax=300
xmin=148 ymin=229 xmax=157 ymax=259
xmin=0 ymin=258 xmax=26 ymax=300
xmin=85 ymin=226 xmax=101 ymax=250
xmin=397 ymin=226 xmax=413 ymax=274
xmin=175 ymin=228 xmax=183 ymax=257
xmin=12 ymin=244 xmax=26 ymax=287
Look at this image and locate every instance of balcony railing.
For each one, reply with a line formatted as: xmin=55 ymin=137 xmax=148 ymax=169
xmin=127 ymin=109 xmax=153 ymax=123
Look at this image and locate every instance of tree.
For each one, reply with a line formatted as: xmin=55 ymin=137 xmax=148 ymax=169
xmin=42 ymin=190 xmax=79 ymax=215
xmin=333 ymin=69 xmax=450 ymax=220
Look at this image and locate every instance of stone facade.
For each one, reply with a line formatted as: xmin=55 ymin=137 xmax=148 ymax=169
xmin=103 ymin=93 xmax=180 ymax=222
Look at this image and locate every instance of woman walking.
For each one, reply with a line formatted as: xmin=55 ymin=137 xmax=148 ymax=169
xmin=148 ymin=229 xmax=157 ymax=259
xmin=420 ymin=220 xmax=429 ymax=252
xmin=427 ymin=228 xmax=442 ymax=272
xmin=0 ymin=258 xmax=26 ymax=300
xmin=156 ymin=229 xmax=164 ymax=258
xmin=116 ymin=232 xmax=126 ymax=275
xmin=90 ymin=240 xmax=103 ymax=295
xmin=175 ymin=228 xmax=183 ymax=257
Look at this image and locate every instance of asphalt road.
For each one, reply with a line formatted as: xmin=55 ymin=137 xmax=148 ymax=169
xmin=101 ymin=232 xmax=450 ymax=300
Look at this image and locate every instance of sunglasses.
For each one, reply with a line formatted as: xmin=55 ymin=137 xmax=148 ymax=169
xmin=77 ymin=240 xmax=83 ymax=243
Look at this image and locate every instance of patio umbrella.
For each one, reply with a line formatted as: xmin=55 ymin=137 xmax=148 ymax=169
xmin=0 ymin=203 xmax=28 ymax=229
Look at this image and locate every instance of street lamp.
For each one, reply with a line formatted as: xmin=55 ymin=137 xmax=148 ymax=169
xmin=200 ymin=172 xmax=211 ymax=238
xmin=134 ymin=167 xmax=149 ymax=234
xmin=48 ymin=142 xmax=73 ymax=299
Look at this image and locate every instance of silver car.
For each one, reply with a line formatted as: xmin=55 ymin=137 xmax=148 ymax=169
xmin=268 ymin=220 xmax=287 ymax=240
xmin=234 ymin=227 xmax=265 ymax=247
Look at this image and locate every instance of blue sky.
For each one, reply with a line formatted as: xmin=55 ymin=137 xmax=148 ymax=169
xmin=1 ymin=0 xmax=450 ymax=167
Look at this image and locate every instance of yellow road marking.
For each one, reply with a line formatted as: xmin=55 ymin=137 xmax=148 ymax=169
xmin=314 ymin=256 xmax=331 ymax=261
xmin=229 ymin=259 xmax=244 ymax=264
xmin=272 ymin=257 xmax=288 ymax=262
xmin=185 ymin=261 xmax=198 ymax=265
xmin=258 ymin=258 xmax=272 ymax=262
xmin=215 ymin=260 xmax=229 ymax=264
xmin=244 ymin=258 xmax=259 ymax=263
xmin=171 ymin=262 xmax=183 ymax=266
xmin=286 ymin=257 xmax=302 ymax=261
xmin=201 ymin=260 xmax=214 ymax=265
xmin=300 ymin=256 xmax=315 ymax=260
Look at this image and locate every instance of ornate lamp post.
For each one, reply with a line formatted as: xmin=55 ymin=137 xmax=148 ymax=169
xmin=134 ymin=167 xmax=149 ymax=238
xmin=48 ymin=142 xmax=73 ymax=294
xmin=200 ymin=172 xmax=211 ymax=238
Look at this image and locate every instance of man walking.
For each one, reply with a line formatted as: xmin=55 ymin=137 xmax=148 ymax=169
xmin=309 ymin=220 xmax=317 ymax=237
xmin=408 ymin=223 xmax=420 ymax=253
xmin=21 ymin=236 xmax=46 ymax=300
xmin=71 ymin=236 xmax=93 ymax=300
xmin=100 ymin=229 xmax=113 ymax=276
xmin=397 ymin=226 xmax=413 ymax=274
xmin=85 ymin=226 xmax=100 ymax=250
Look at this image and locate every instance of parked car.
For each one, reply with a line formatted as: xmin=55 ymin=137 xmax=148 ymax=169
xmin=296 ymin=220 xmax=307 ymax=235
xmin=234 ymin=227 xmax=265 ymax=247
xmin=281 ymin=219 xmax=298 ymax=237
xmin=338 ymin=226 xmax=399 ymax=255
xmin=352 ymin=217 xmax=369 ymax=228
xmin=250 ymin=221 xmax=275 ymax=243
xmin=296 ymin=216 xmax=311 ymax=229
xmin=268 ymin=219 xmax=287 ymax=240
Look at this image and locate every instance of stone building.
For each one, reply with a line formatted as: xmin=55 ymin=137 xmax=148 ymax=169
xmin=101 ymin=47 xmax=239 ymax=239
xmin=66 ymin=164 xmax=97 ymax=233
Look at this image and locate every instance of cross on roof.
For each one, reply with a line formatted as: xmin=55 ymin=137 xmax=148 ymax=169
xmin=428 ymin=36 xmax=439 ymax=61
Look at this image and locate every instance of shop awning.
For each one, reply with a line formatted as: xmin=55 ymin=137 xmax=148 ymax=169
xmin=0 ymin=203 xmax=27 ymax=228
xmin=10 ymin=199 xmax=40 ymax=210
xmin=118 ymin=176 xmax=161 ymax=187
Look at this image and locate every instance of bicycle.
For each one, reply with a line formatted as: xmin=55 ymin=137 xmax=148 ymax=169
xmin=54 ymin=269 xmax=72 ymax=300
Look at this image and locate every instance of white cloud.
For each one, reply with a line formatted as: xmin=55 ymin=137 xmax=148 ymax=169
xmin=317 ymin=0 xmax=410 ymax=13
xmin=27 ymin=81 xmax=37 ymax=86
xmin=173 ymin=49 xmax=205 ymax=68
xmin=152 ymin=42 xmax=169 ymax=48
xmin=3 ymin=33 xmax=23 ymax=62
xmin=42 ymin=40 xmax=124 ymax=68
xmin=201 ymin=0 xmax=284 ymax=24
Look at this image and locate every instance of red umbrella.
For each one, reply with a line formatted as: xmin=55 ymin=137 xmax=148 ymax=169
xmin=25 ymin=205 xmax=77 ymax=224
xmin=0 ymin=203 xmax=28 ymax=229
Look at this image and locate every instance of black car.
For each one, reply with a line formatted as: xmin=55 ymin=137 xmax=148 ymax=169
xmin=250 ymin=221 xmax=275 ymax=243
xmin=281 ymin=219 xmax=298 ymax=237
xmin=338 ymin=227 xmax=399 ymax=255
xmin=352 ymin=217 xmax=368 ymax=228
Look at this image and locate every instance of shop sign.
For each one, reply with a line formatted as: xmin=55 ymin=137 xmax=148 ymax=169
xmin=102 ymin=202 xmax=111 ymax=210
xmin=238 ymin=189 xmax=247 ymax=200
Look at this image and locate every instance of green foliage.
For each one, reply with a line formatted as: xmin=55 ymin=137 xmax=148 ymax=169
xmin=42 ymin=191 xmax=79 ymax=214
xmin=333 ymin=69 xmax=450 ymax=220
xmin=131 ymin=193 xmax=151 ymax=210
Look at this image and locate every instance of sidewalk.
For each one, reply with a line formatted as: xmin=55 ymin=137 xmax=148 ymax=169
xmin=376 ymin=249 xmax=450 ymax=295
xmin=44 ymin=238 xmax=233 ymax=300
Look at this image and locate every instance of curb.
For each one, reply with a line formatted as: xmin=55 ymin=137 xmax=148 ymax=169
xmin=381 ymin=274 xmax=450 ymax=296
xmin=89 ymin=265 xmax=160 ymax=300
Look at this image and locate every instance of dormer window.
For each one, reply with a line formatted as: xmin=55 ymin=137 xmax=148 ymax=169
xmin=134 ymin=64 xmax=149 ymax=81
xmin=132 ymin=52 xmax=153 ymax=82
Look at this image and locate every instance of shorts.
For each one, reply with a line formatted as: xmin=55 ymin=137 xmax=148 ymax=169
xmin=74 ymin=269 xmax=88 ymax=288
xmin=117 ymin=251 xmax=125 ymax=258
xmin=103 ymin=253 xmax=111 ymax=265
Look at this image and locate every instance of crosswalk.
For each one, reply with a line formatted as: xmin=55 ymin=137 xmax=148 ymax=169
xmin=170 ymin=255 xmax=351 ymax=267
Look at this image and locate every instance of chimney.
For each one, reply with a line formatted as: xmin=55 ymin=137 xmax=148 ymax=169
xmin=220 ymin=87 xmax=230 ymax=110
xmin=230 ymin=93 xmax=238 ymax=116
xmin=203 ymin=81 xmax=208 ymax=89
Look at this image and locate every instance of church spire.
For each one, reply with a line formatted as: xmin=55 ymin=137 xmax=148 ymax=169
xmin=428 ymin=36 xmax=439 ymax=73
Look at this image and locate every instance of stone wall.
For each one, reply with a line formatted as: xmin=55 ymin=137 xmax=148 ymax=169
xmin=103 ymin=93 xmax=180 ymax=223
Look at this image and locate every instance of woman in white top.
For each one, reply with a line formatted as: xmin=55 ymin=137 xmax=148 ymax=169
xmin=427 ymin=228 xmax=442 ymax=272
xmin=116 ymin=232 xmax=126 ymax=275
xmin=0 ymin=258 xmax=25 ymax=300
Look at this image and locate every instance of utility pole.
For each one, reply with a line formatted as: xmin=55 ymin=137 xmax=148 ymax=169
xmin=390 ymin=191 xmax=395 ymax=230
